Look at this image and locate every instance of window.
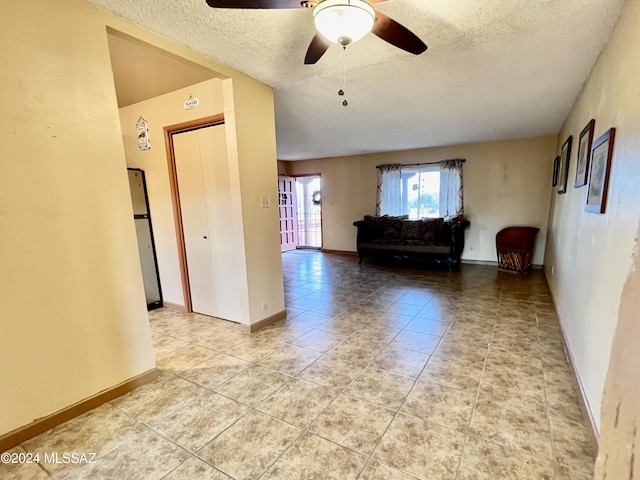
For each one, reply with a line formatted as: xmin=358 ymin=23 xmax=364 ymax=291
xmin=401 ymin=165 xmax=440 ymax=219
xmin=376 ymin=160 xmax=464 ymax=219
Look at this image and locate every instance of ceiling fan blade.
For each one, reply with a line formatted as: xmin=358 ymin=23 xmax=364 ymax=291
xmin=206 ymin=0 xmax=303 ymax=8
xmin=304 ymin=33 xmax=331 ymax=64
xmin=371 ymin=11 xmax=427 ymax=55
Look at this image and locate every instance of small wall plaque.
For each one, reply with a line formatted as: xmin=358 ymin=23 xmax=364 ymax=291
xmin=136 ymin=116 xmax=150 ymax=151
xmin=184 ymin=96 xmax=200 ymax=110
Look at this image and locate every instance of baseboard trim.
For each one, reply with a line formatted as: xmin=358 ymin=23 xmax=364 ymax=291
xmin=162 ymin=301 xmax=187 ymax=312
xmin=321 ymin=249 xmax=358 ymax=257
xmin=461 ymin=259 xmax=543 ymax=270
xmin=0 ymin=368 xmax=159 ymax=453
xmin=240 ymin=310 xmax=287 ymax=334
xmin=557 ymin=324 xmax=600 ymax=450
xmin=461 ymin=259 xmax=498 ymax=267
xmin=543 ymin=271 xmax=599 ymax=450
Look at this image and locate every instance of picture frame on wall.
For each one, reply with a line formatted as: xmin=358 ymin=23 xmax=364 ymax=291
xmin=585 ymin=128 xmax=616 ymax=213
xmin=575 ymin=119 xmax=595 ymax=187
xmin=552 ymin=156 xmax=560 ymax=186
xmin=557 ymin=136 xmax=573 ymax=194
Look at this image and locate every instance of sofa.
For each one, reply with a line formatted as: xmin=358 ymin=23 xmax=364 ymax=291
xmin=352 ymin=215 xmax=471 ymax=270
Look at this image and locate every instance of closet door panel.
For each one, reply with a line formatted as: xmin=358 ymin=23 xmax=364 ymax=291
xmin=173 ymin=130 xmax=217 ymax=317
xmin=197 ymin=125 xmax=243 ymax=321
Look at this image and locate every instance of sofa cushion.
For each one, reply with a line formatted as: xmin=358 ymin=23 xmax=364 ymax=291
xmin=359 ymin=215 xmax=453 ymax=245
xmin=382 ymin=216 xmax=407 ymax=240
xmin=419 ymin=218 xmax=445 ymax=243
xmin=401 ymin=220 xmax=422 ymax=240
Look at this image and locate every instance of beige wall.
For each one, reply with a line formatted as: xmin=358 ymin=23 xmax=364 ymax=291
xmin=286 ymin=136 xmax=556 ymax=265
xmin=0 ymin=0 xmax=156 ymax=435
xmin=119 ymin=79 xmax=230 ymax=308
xmin=120 ymin=76 xmax=284 ymax=324
xmin=0 ymin=0 xmax=282 ymax=436
xmin=224 ymin=77 xmax=285 ymax=323
xmin=544 ymin=0 xmax=640 ymax=432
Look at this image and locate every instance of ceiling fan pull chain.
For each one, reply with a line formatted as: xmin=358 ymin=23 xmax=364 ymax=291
xmin=339 ymin=46 xmax=348 ymax=107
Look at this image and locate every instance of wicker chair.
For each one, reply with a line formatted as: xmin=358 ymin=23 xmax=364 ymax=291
xmin=496 ymin=227 xmax=540 ymax=273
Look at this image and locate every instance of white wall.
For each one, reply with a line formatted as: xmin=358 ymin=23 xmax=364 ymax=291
xmin=285 ymin=136 xmax=556 ymax=265
xmin=544 ymin=0 xmax=640 ymax=431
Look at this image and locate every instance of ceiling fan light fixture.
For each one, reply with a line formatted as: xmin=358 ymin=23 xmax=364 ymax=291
xmin=313 ymin=0 xmax=375 ymax=45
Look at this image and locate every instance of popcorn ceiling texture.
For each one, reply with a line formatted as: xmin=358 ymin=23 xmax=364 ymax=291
xmin=87 ymin=0 xmax=626 ymax=160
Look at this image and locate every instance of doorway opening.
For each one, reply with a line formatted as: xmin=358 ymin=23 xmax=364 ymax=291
xmin=278 ymin=176 xmax=298 ymax=252
xmin=278 ymin=174 xmax=322 ymax=251
xmin=296 ymin=175 xmax=322 ymax=249
xmin=106 ymin=28 xmax=223 ymax=313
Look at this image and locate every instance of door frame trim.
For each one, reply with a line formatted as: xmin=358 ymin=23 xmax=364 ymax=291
xmin=164 ymin=114 xmax=225 ymax=312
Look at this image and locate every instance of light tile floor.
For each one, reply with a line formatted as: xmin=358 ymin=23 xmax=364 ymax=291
xmin=2 ymin=251 xmax=596 ymax=479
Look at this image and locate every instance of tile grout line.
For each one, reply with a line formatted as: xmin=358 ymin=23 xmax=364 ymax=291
xmin=450 ymin=301 xmax=498 ymax=480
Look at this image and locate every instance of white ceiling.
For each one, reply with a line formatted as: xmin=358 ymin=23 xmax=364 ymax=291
xmin=89 ymin=0 xmax=626 ymax=160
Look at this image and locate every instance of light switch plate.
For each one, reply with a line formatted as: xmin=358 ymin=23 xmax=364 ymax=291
xmin=260 ymin=196 xmax=270 ymax=208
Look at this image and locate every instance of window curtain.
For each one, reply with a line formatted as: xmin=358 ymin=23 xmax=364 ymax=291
xmin=376 ymin=164 xmax=402 ymax=216
xmin=439 ymin=159 xmax=464 ymax=217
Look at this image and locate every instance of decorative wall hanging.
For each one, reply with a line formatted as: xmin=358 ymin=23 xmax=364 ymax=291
xmin=575 ymin=119 xmax=595 ymax=188
xmin=136 ymin=116 xmax=150 ymax=151
xmin=184 ymin=94 xmax=200 ymax=110
xmin=585 ymin=128 xmax=616 ymax=213
xmin=557 ymin=135 xmax=573 ymax=194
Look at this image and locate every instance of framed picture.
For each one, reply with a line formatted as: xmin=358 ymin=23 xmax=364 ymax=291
xmin=575 ymin=119 xmax=595 ymax=187
xmin=552 ymin=156 xmax=560 ymax=186
xmin=557 ymin=135 xmax=573 ymax=194
xmin=585 ymin=128 xmax=615 ymax=213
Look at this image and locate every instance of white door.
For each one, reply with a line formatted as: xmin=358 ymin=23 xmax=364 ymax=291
xmin=173 ymin=130 xmax=217 ymax=316
xmin=278 ymin=176 xmax=298 ymax=252
xmin=173 ymin=124 xmax=243 ymax=320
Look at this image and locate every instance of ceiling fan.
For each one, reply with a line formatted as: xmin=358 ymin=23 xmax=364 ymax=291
xmin=205 ymin=0 xmax=427 ymax=64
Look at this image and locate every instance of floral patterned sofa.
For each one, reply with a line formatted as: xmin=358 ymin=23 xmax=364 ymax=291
xmin=352 ymin=215 xmax=471 ymax=270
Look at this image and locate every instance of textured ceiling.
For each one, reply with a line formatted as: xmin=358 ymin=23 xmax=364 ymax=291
xmin=89 ymin=0 xmax=626 ymax=160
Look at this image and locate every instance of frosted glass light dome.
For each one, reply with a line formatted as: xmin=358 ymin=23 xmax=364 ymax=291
xmin=313 ymin=0 xmax=375 ymax=45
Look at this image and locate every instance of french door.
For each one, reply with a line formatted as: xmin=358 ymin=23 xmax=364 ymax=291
xmin=278 ymin=176 xmax=298 ymax=252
